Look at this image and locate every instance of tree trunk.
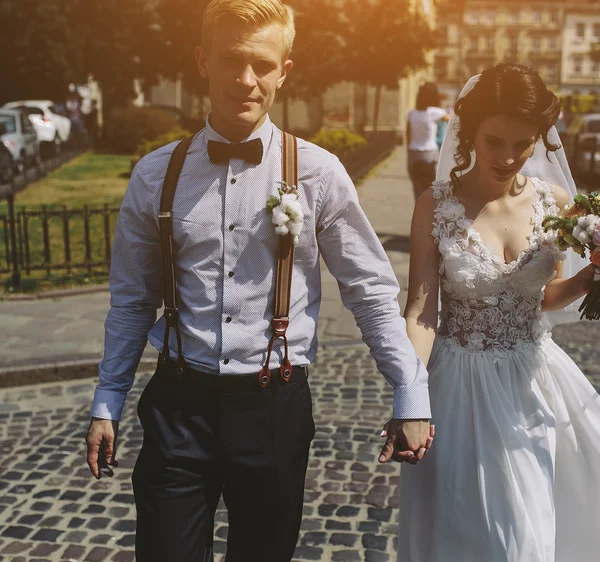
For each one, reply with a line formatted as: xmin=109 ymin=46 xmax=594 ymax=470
xmin=373 ymin=84 xmax=382 ymax=133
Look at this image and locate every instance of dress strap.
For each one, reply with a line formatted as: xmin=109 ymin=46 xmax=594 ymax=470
xmin=431 ymin=179 xmax=464 ymax=245
xmin=530 ymin=177 xmax=559 ymax=231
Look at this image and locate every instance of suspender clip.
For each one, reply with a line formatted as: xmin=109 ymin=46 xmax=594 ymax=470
xmin=272 ymin=317 xmax=289 ymax=337
xmin=164 ymin=307 xmax=180 ymax=328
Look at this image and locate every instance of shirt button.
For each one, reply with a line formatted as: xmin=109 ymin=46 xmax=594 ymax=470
xmin=229 ymin=224 xmax=235 ymax=231
xmin=223 ymin=358 xmax=230 ymax=365
xmin=225 ymin=316 xmax=232 ymax=323
xmin=228 ymin=271 xmax=234 ymax=278
xmin=231 ymin=178 xmax=237 ymax=184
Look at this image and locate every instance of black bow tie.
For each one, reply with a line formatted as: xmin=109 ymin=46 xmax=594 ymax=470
xmin=207 ymin=138 xmax=263 ymax=165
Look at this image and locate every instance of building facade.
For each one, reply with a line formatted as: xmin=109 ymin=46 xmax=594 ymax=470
xmin=561 ymin=1 xmax=600 ymax=95
xmin=434 ymin=0 xmax=600 ymax=100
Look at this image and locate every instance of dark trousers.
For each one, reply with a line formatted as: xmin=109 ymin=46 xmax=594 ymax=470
xmin=132 ymin=361 xmax=315 ymax=562
xmin=408 ymin=149 xmax=438 ymax=200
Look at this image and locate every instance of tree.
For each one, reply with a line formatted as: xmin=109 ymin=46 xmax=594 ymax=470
xmin=281 ymin=0 xmax=346 ymax=130
xmin=0 ymin=0 xmax=83 ymax=103
xmin=340 ymin=0 xmax=437 ymax=131
xmin=150 ymin=0 xmax=211 ymax=99
xmin=71 ymin=0 xmax=162 ymax=118
xmin=0 ymin=0 xmax=161 ymax=114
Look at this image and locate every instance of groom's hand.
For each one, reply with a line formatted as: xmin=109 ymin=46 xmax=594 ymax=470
xmin=378 ymin=419 xmax=434 ymax=465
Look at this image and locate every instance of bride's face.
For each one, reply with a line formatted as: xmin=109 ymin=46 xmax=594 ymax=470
xmin=473 ymin=114 xmax=538 ymax=184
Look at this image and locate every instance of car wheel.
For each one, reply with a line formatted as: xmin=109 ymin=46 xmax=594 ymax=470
xmin=54 ymin=134 xmax=62 ymax=155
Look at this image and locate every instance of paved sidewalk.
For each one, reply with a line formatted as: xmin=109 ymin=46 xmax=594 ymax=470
xmin=0 ymin=147 xmax=415 ymax=373
xmin=0 ymin=332 xmax=598 ymax=562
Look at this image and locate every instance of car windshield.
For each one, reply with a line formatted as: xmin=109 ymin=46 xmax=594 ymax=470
xmin=0 ymin=114 xmax=17 ymax=134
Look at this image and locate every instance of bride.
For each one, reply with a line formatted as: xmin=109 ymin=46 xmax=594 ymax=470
xmin=397 ymin=63 xmax=600 ymax=561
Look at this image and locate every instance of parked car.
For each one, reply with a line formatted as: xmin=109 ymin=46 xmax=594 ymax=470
xmin=0 ymin=108 xmax=41 ymax=173
xmin=0 ymin=124 xmax=15 ymax=186
xmin=3 ymin=100 xmax=71 ymax=153
xmin=145 ymin=104 xmax=203 ymax=133
xmin=575 ymin=113 xmax=600 ymax=170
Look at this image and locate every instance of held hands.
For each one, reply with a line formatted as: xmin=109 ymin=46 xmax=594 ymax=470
xmin=86 ymin=417 xmax=120 ymax=479
xmin=379 ymin=419 xmax=434 ymax=465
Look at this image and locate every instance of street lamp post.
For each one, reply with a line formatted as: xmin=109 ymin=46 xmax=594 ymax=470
xmin=6 ymin=183 xmax=20 ymax=288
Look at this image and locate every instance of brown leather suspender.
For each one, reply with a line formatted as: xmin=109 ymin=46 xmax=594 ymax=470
xmin=158 ymin=135 xmax=195 ymax=376
xmin=158 ymin=131 xmax=299 ymax=386
xmin=258 ymin=132 xmax=299 ymax=388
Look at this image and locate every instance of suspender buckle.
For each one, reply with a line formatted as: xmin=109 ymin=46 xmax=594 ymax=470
xmin=164 ymin=307 xmax=179 ymax=328
xmin=272 ymin=317 xmax=289 ymax=337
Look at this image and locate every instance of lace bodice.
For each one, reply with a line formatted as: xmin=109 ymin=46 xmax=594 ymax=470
xmin=432 ymin=177 xmax=564 ymax=353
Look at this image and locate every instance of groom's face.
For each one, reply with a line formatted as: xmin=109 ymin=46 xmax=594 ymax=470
xmin=195 ymin=21 xmax=293 ymax=141
xmin=474 ymin=114 xmax=538 ymax=185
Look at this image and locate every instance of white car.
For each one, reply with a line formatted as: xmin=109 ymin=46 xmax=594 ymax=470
xmin=3 ymin=100 xmax=71 ymax=152
xmin=0 ymin=109 xmax=41 ymax=173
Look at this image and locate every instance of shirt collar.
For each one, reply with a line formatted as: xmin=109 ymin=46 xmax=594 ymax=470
xmin=204 ymin=114 xmax=275 ymax=160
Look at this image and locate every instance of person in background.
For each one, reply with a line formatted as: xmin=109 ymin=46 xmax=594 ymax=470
xmin=84 ymin=100 xmax=99 ymax=147
xmin=406 ymin=82 xmax=449 ymax=200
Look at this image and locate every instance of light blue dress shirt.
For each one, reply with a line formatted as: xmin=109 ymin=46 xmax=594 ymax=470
xmin=91 ymin=115 xmax=430 ymax=421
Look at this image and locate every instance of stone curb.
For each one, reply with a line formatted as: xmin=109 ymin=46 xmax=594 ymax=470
xmin=0 ymin=340 xmax=367 ymax=389
xmin=0 ymin=283 xmax=109 ymax=302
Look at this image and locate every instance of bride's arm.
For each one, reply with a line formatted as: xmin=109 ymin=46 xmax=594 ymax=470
xmin=542 ymin=185 xmax=596 ymax=311
xmin=404 ymin=190 xmax=440 ymax=366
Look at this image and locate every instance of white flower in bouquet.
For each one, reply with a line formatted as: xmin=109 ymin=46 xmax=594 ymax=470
xmin=266 ymin=182 xmax=304 ymax=245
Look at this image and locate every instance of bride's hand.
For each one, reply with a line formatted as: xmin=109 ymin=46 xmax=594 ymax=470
xmin=575 ymin=263 xmax=597 ymax=294
xmin=379 ymin=420 xmax=434 ymax=465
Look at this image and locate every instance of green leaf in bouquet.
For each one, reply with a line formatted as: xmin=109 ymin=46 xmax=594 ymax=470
xmin=589 ymin=192 xmax=600 ymax=215
xmin=574 ymin=194 xmax=592 ymax=212
xmin=266 ymin=195 xmax=281 ymax=212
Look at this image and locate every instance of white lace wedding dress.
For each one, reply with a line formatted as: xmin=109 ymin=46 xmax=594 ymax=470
xmin=398 ymin=178 xmax=600 ymax=562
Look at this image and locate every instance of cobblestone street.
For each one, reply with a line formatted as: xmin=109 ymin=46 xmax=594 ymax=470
xmin=1 ymin=331 xmax=599 ymax=562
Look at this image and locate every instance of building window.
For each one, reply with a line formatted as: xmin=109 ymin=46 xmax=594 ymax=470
xmin=548 ymin=12 xmax=558 ymax=25
xmin=576 ymin=23 xmax=586 ymax=39
xmin=487 ymin=11 xmax=495 ymax=24
xmin=486 ymin=35 xmax=495 ymax=52
xmin=470 ymin=36 xmax=479 ymax=52
xmin=470 ymin=10 xmax=479 ymax=24
xmin=593 ymin=60 xmax=600 ymax=74
xmin=594 ymin=23 xmax=600 ymax=39
xmin=549 ymin=36 xmax=558 ymax=51
xmin=507 ymin=12 xmax=517 ymax=25
xmin=532 ymin=37 xmax=541 ymax=52
xmin=574 ymin=56 xmax=584 ymax=74
xmin=547 ymin=64 xmax=557 ymax=83
xmin=509 ymin=35 xmax=519 ymax=52
xmin=532 ymin=11 xmax=541 ymax=24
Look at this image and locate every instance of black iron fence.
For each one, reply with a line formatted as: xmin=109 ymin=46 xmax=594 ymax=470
xmin=0 ymin=132 xmax=399 ymax=288
xmin=0 ymin=203 xmax=119 ymax=286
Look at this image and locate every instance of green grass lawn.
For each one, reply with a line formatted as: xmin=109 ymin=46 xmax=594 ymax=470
xmin=0 ymin=152 xmax=131 ymax=294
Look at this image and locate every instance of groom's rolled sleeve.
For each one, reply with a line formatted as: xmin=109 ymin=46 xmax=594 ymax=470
xmin=316 ymin=154 xmax=431 ymax=419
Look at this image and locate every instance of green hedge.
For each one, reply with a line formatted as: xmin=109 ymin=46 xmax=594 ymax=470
xmin=310 ymin=129 xmax=367 ymax=160
xmin=131 ymin=127 xmax=192 ymax=169
xmin=103 ymin=107 xmax=179 ymax=154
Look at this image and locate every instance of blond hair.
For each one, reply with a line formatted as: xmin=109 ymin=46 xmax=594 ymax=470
xmin=202 ymin=0 xmax=296 ymax=58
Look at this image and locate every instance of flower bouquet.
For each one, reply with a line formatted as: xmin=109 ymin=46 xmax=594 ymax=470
xmin=542 ymin=192 xmax=600 ymax=320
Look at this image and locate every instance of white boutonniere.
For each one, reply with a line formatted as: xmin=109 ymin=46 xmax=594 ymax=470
xmin=266 ymin=181 xmax=304 ymax=246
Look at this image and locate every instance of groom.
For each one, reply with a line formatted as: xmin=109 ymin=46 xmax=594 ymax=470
xmin=85 ymin=0 xmax=432 ymax=560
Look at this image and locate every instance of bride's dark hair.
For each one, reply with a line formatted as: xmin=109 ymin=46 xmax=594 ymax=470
xmin=450 ymin=63 xmax=561 ymax=188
